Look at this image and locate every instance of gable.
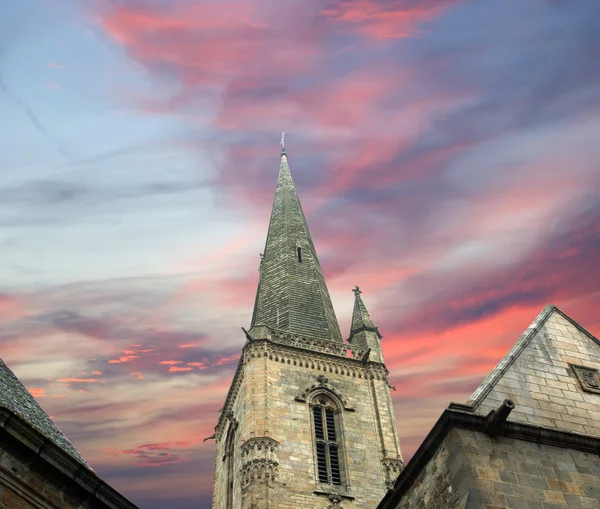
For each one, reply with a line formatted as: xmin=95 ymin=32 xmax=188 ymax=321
xmin=465 ymin=305 xmax=600 ymax=437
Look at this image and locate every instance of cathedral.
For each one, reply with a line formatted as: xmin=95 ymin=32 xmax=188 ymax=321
xmin=209 ymin=146 xmax=600 ymax=509
xmin=0 ymin=144 xmax=599 ymax=508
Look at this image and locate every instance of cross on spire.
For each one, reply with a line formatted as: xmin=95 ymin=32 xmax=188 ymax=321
xmin=281 ymin=131 xmax=286 ymax=150
xmin=352 ymin=285 xmax=362 ymax=296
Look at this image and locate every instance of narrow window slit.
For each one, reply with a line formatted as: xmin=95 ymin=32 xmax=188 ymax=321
xmin=297 ymin=246 xmax=302 ymax=263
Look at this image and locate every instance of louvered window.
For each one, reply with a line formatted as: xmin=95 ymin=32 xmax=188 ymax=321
xmin=312 ymin=399 xmax=342 ymax=485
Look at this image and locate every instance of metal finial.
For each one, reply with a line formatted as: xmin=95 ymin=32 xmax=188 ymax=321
xmin=352 ymin=285 xmax=362 ymax=296
xmin=281 ymin=131 xmax=285 ymax=149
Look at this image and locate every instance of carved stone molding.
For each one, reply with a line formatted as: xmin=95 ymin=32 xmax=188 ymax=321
xmin=382 ymin=458 xmax=405 ymax=489
xmin=295 ymin=379 xmax=355 ymax=411
xmin=270 ymin=329 xmax=365 ymax=359
xmin=241 ymin=437 xmax=280 ymax=457
xmin=245 ymin=340 xmax=385 ymax=382
xmin=570 ymin=363 xmax=600 ymax=394
xmin=241 ymin=458 xmax=279 ymax=486
xmin=240 ymin=437 xmax=280 ymax=490
xmin=327 ymin=493 xmax=343 ymax=509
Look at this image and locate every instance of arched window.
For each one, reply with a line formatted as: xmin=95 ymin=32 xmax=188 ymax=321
xmin=223 ymin=422 xmax=236 ymax=508
xmin=311 ymin=395 xmax=343 ymax=486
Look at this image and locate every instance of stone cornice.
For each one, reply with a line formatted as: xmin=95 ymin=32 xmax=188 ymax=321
xmin=377 ymin=406 xmax=600 ymax=509
xmin=0 ymin=406 xmax=138 ymax=509
xmin=246 ymin=338 xmax=389 ymax=376
xmin=270 ymin=329 xmax=366 ymax=359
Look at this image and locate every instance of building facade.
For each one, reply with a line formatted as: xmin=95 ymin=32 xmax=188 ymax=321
xmin=379 ymin=305 xmax=600 ymax=509
xmin=211 ymin=147 xmax=404 ymax=509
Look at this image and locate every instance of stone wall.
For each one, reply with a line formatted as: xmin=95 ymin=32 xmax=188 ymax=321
xmin=471 ymin=308 xmax=600 ymax=437
xmin=212 ymin=335 xmax=403 ymax=509
xmin=1 ymin=436 xmax=93 ymax=509
xmin=397 ymin=428 xmax=600 ymax=509
xmin=0 ymin=408 xmax=136 ymax=509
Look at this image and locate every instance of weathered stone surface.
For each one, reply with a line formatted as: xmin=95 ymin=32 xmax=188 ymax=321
xmin=395 ymin=428 xmax=600 ymax=509
xmin=213 ymin=338 xmax=403 ymax=509
xmin=468 ymin=306 xmax=600 ymax=437
xmin=0 ymin=407 xmax=137 ymax=509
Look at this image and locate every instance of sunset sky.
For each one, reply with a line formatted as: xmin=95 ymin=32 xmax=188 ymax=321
xmin=1 ymin=0 xmax=599 ymax=507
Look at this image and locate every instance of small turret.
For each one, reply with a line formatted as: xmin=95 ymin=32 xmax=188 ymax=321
xmin=348 ymin=286 xmax=384 ymax=363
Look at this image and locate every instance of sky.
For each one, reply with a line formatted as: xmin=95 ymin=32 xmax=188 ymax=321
xmin=0 ymin=0 xmax=599 ymax=507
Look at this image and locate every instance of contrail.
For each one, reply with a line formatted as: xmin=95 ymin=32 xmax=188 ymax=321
xmin=0 ymin=75 xmax=70 ymax=160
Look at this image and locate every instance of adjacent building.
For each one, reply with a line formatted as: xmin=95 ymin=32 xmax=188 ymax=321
xmin=0 ymin=357 xmax=138 ymax=508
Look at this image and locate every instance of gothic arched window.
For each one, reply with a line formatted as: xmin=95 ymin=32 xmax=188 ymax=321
xmin=311 ymin=395 xmax=343 ymax=486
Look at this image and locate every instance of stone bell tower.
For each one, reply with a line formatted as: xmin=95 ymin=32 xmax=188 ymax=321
xmin=211 ymin=143 xmax=403 ymax=509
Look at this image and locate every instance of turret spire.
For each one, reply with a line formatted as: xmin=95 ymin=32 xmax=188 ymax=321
xmin=348 ymin=286 xmax=384 ymax=362
xmin=350 ymin=286 xmax=380 ymax=338
xmin=250 ymin=144 xmax=342 ymax=342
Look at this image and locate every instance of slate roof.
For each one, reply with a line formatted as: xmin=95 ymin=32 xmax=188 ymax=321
xmin=349 ymin=287 xmax=381 ymax=340
xmin=251 ymin=149 xmax=343 ymax=342
xmin=0 ymin=356 xmax=91 ymax=469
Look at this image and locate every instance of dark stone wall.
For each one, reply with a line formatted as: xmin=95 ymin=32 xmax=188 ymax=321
xmin=397 ymin=428 xmax=600 ymax=509
xmin=1 ymin=435 xmax=96 ymax=509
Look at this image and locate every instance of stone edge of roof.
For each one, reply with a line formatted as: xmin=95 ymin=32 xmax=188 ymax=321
xmin=0 ymin=357 xmax=90 ymax=468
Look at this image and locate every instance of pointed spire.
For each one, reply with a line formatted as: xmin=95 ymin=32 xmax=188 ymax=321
xmin=250 ymin=144 xmax=342 ymax=342
xmin=350 ymin=286 xmax=381 ymax=340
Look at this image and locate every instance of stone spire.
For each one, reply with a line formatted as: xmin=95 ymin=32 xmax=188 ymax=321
xmin=250 ymin=147 xmax=342 ymax=342
xmin=348 ymin=286 xmax=384 ymax=363
xmin=350 ymin=286 xmax=378 ymax=336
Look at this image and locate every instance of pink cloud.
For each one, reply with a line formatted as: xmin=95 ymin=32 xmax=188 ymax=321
xmin=28 ymin=387 xmax=45 ymax=398
xmin=0 ymin=293 xmax=27 ymax=320
xmin=108 ymin=355 xmax=139 ymax=364
xmin=321 ymin=0 xmax=460 ymax=40
xmin=56 ymin=377 xmax=106 ymax=384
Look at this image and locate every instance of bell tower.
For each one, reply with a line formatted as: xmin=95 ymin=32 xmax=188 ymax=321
xmin=211 ymin=143 xmax=403 ymax=509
